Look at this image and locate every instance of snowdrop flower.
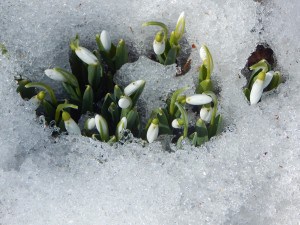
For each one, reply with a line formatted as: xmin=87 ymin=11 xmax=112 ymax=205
xmin=45 ymin=69 xmax=67 ymax=82
xmin=250 ymin=71 xmax=266 ymax=105
xmin=116 ymin=117 xmax=127 ymax=140
xmin=200 ymin=106 xmax=212 ymax=123
xmin=172 ymin=118 xmax=184 ymax=129
xmin=118 ymin=96 xmax=132 ymax=109
xmin=100 ymin=30 xmax=111 ymax=52
xmin=86 ymin=118 xmax=96 ymax=130
xmin=62 ymin=111 xmax=81 ymax=135
xmin=95 ymin=114 xmax=109 ymax=141
xmin=147 ymin=118 xmax=159 ymax=143
xmin=75 ymin=46 xmax=98 ymax=65
xmin=124 ymin=80 xmax=145 ymax=96
xmin=263 ymin=71 xmax=274 ymax=89
xmin=186 ymin=94 xmax=212 ymax=105
xmin=153 ymin=31 xmax=165 ymax=55
xmin=174 ymin=11 xmax=185 ymax=41
xmin=29 ymin=91 xmax=45 ymax=109
xmin=199 ymin=45 xmax=207 ymax=61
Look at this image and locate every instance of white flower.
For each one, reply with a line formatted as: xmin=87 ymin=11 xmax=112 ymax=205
xmin=95 ymin=114 xmax=109 ymax=140
xmin=174 ymin=11 xmax=185 ymax=40
xmin=199 ymin=45 xmax=207 ymax=61
xmin=28 ymin=91 xmax=45 ymax=109
xmin=100 ymin=30 xmax=111 ymax=52
xmin=263 ymin=71 xmax=274 ymax=89
xmin=45 ymin=69 xmax=67 ymax=82
xmin=147 ymin=119 xmax=159 ymax=143
xmin=250 ymin=71 xmax=266 ymax=105
xmin=75 ymin=47 xmax=98 ymax=65
xmin=124 ymin=80 xmax=145 ymax=96
xmin=116 ymin=117 xmax=127 ymax=140
xmin=118 ymin=96 xmax=132 ymax=109
xmin=153 ymin=39 xmax=165 ymax=55
xmin=62 ymin=111 xmax=81 ymax=135
xmin=186 ymin=94 xmax=212 ymax=105
xmin=200 ymin=106 xmax=212 ymax=123
xmin=172 ymin=118 xmax=184 ymax=129
xmin=86 ymin=118 xmax=96 ymax=130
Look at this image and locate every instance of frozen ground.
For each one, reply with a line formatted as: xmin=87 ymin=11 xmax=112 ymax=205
xmin=0 ymin=0 xmax=299 ymax=224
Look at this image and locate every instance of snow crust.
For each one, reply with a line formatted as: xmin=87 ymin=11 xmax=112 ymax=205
xmin=0 ymin=0 xmax=299 ymax=224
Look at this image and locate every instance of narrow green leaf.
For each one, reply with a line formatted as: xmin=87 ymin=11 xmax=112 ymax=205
xmin=197 ymin=79 xmax=212 ymax=94
xmin=114 ymin=39 xmax=128 ymax=70
xmin=131 ymin=81 xmax=146 ymax=107
xmin=55 ymin=103 xmax=78 ymax=123
xmin=54 ymin=68 xmax=79 ymax=88
xmin=164 ymin=47 xmax=177 ymax=65
xmin=62 ymin=83 xmax=81 ymax=102
xmin=175 ymin=102 xmax=188 ymax=138
xmin=82 ymin=85 xmax=94 ymax=114
xmin=169 ymin=87 xmax=189 ymax=116
xmin=113 ymin=85 xmax=123 ymax=100
xmin=243 ymin=88 xmax=251 ymax=101
xmin=25 ymin=82 xmax=57 ymax=106
xmin=198 ymin=64 xmax=207 ymax=82
xmin=142 ymin=21 xmax=169 ymax=41
xmin=264 ymin=72 xmax=281 ymax=91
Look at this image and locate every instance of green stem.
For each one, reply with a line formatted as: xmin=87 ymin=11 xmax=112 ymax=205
xmin=25 ymin=82 xmax=57 ymax=105
xmin=142 ymin=21 xmax=169 ymax=41
xmin=55 ymin=103 xmax=78 ymax=123
xmin=175 ymin=102 xmax=188 ymax=138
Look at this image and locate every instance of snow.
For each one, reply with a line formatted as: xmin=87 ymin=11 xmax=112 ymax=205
xmin=0 ymin=0 xmax=300 ymax=224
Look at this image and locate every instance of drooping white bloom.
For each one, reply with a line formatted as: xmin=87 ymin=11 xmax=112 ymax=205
xmin=153 ymin=39 xmax=165 ymax=55
xmin=100 ymin=30 xmax=111 ymax=52
xmin=250 ymin=71 xmax=266 ymax=105
xmin=45 ymin=69 xmax=67 ymax=82
xmin=95 ymin=114 xmax=109 ymax=139
xmin=174 ymin=11 xmax=186 ymax=40
xmin=116 ymin=117 xmax=127 ymax=139
xmin=118 ymin=96 xmax=132 ymax=109
xmin=147 ymin=119 xmax=159 ymax=143
xmin=62 ymin=111 xmax=81 ymax=135
xmin=86 ymin=118 xmax=96 ymax=130
xmin=199 ymin=45 xmax=207 ymax=61
xmin=200 ymin=106 xmax=212 ymax=123
xmin=28 ymin=91 xmax=45 ymax=109
xmin=124 ymin=80 xmax=145 ymax=96
xmin=263 ymin=71 xmax=274 ymax=89
xmin=186 ymin=94 xmax=212 ymax=105
xmin=172 ymin=119 xmax=182 ymax=129
xmin=75 ymin=47 xmax=98 ymax=65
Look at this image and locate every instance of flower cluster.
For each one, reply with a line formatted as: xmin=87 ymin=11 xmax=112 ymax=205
xmin=16 ymin=31 xmax=145 ymax=144
xmin=143 ymin=12 xmax=186 ymax=65
xmin=144 ymin=45 xmax=222 ymax=147
xmin=243 ymin=59 xmax=281 ymax=105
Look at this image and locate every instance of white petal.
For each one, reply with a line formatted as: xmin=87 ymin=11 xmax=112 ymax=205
xmin=250 ymin=79 xmax=264 ymax=105
xmin=186 ymin=94 xmax=212 ymax=105
xmin=172 ymin=119 xmax=181 ymax=129
xmin=45 ymin=69 xmax=67 ymax=82
xmin=87 ymin=118 xmax=96 ymax=130
xmin=124 ymin=80 xmax=145 ymax=96
xmin=95 ymin=114 xmax=109 ymax=137
xmin=200 ymin=107 xmax=212 ymax=123
xmin=118 ymin=97 xmax=132 ymax=109
xmin=65 ymin=118 xmax=81 ymax=135
xmin=100 ymin=30 xmax=111 ymax=52
xmin=199 ymin=46 xmax=207 ymax=61
xmin=116 ymin=117 xmax=127 ymax=139
xmin=263 ymin=71 xmax=274 ymax=89
xmin=147 ymin=123 xmax=159 ymax=143
xmin=75 ymin=47 xmax=98 ymax=65
xmin=153 ymin=40 xmax=165 ymax=55
xmin=28 ymin=95 xmax=40 ymax=109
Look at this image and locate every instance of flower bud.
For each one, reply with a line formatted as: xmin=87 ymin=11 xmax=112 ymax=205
xmin=75 ymin=47 xmax=98 ymax=65
xmin=45 ymin=69 xmax=67 ymax=82
xmin=62 ymin=111 xmax=81 ymax=135
xmin=118 ymin=96 xmax=132 ymax=109
xmin=124 ymin=80 xmax=146 ymax=96
xmin=95 ymin=114 xmax=109 ymax=141
xmin=86 ymin=118 xmax=96 ymax=130
xmin=174 ymin=11 xmax=185 ymax=41
xmin=172 ymin=118 xmax=184 ymax=129
xmin=29 ymin=91 xmax=45 ymax=109
xmin=199 ymin=45 xmax=207 ymax=61
xmin=250 ymin=71 xmax=266 ymax=105
xmin=186 ymin=94 xmax=212 ymax=105
xmin=200 ymin=106 xmax=212 ymax=123
xmin=100 ymin=30 xmax=112 ymax=52
xmin=153 ymin=31 xmax=165 ymax=55
xmin=147 ymin=118 xmax=159 ymax=143
xmin=116 ymin=117 xmax=127 ymax=140
xmin=263 ymin=71 xmax=274 ymax=89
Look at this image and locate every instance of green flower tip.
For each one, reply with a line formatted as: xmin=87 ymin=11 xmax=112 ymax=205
xmin=155 ymin=31 xmax=164 ymax=42
xmin=62 ymin=111 xmax=71 ymax=121
xmin=37 ymin=91 xmax=46 ymax=101
xmin=152 ymin=118 xmax=159 ymax=125
xmin=257 ymin=71 xmax=266 ymax=81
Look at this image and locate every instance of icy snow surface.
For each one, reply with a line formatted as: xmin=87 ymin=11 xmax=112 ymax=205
xmin=0 ymin=0 xmax=300 ymax=224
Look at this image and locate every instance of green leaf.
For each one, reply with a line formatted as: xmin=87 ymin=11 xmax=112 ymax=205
xmin=249 ymin=59 xmax=270 ymax=73
xmin=202 ymin=45 xmax=214 ymax=79
xmin=157 ymin=108 xmax=172 ymax=135
xmin=62 ymin=83 xmax=81 ymax=102
xmin=243 ymin=88 xmax=251 ymax=101
xmin=198 ymin=64 xmax=207 ymax=82
xmin=114 ymin=39 xmax=128 ymax=70
xmin=101 ymin=93 xmax=115 ymax=120
xmin=113 ymin=85 xmax=123 ymax=100
xmin=196 ymin=79 xmax=212 ymax=94
xmin=195 ymin=119 xmax=209 ymax=146
xmin=164 ymin=47 xmax=177 ymax=65
xmin=142 ymin=21 xmax=169 ymax=42
xmin=169 ymin=87 xmax=189 ymax=116
xmin=108 ymin=102 xmax=120 ymax=125
xmin=175 ymin=102 xmax=188 ymax=138
xmin=177 ymin=135 xmax=184 ymax=148
xmin=53 ymin=68 xmax=79 ymax=88
xmin=264 ymin=71 xmax=281 ymax=91
xmin=82 ymin=85 xmax=94 ymax=114
xmin=208 ymin=114 xmax=222 ymax=139
xmin=87 ymin=63 xmax=103 ymax=90
xmin=25 ymin=82 xmax=57 ymax=106
xmin=131 ymin=81 xmax=146 ymax=107
xmin=41 ymin=100 xmax=55 ymax=122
